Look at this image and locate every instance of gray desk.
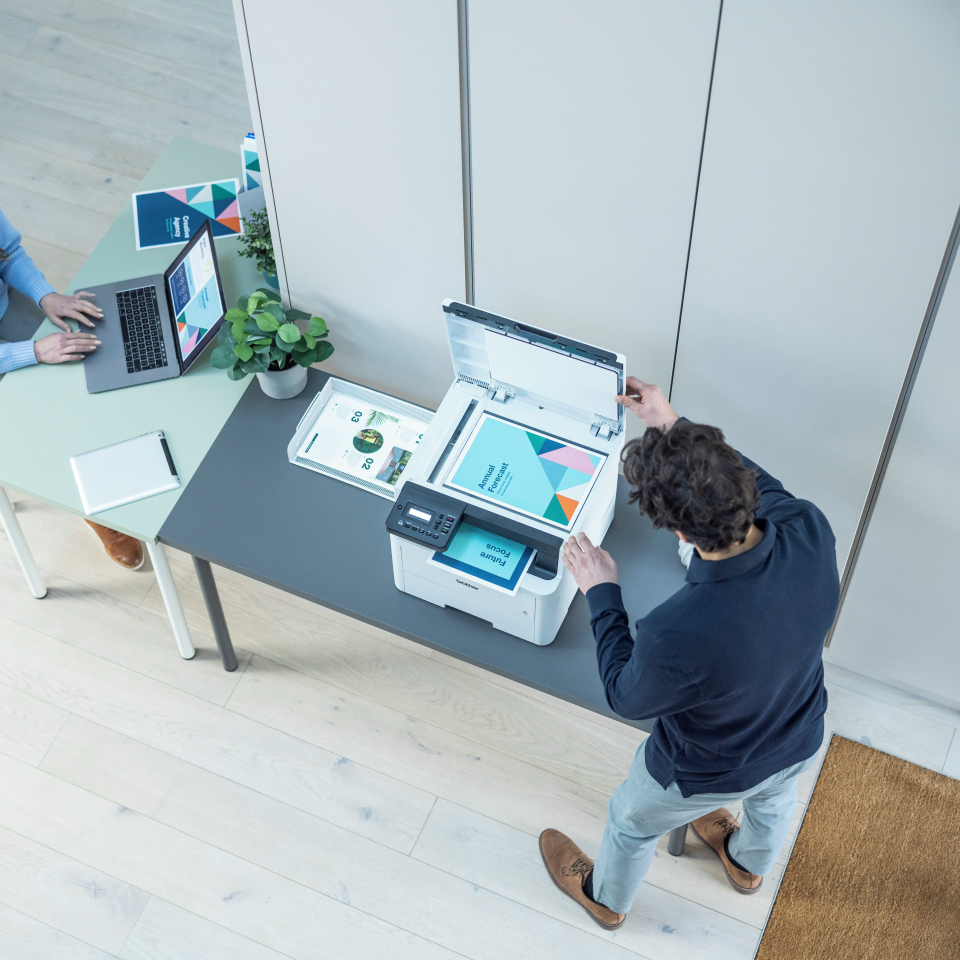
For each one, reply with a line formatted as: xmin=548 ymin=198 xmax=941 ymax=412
xmin=159 ymin=367 xmax=688 ymax=723
xmin=160 ymin=366 xmax=692 ymax=852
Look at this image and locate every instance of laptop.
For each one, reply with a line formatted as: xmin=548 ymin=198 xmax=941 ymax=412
xmin=83 ymin=219 xmax=226 ymax=393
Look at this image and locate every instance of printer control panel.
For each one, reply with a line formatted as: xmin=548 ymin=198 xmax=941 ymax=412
xmin=386 ymin=483 xmax=465 ymax=551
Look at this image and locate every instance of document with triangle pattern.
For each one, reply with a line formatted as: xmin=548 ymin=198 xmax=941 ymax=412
xmin=133 ymin=179 xmax=243 ymax=250
xmin=444 ymin=412 xmax=607 ymax=530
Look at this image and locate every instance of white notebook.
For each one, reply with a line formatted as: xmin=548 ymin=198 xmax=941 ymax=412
xmin=70 ymin=431 xmax=181 ymax=515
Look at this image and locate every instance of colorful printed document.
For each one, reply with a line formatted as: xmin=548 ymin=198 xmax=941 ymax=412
xmin=445 ymin=413 xmax=606 ymax=529
xmin=429 ymin=522 xmax=535 ymax=595
xmin=166 ymin=229 xmax=223 ymax=361
xmin=241 ymin=133 xmax=262 ymax=192
xmin=295 ymin=394 xmax=428 ymax=493
xmin=133 ymin=179 xmax=243 ymax=250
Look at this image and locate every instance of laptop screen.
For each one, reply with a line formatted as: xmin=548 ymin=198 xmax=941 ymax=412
xmin=163 ymin=220 xmax=227 ymax=372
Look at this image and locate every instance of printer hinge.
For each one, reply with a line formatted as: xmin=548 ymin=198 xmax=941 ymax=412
xmin=490 ymin=382 xmax=516 ymax=403
xmin=591 ymin=416 xmax=622 ymax=440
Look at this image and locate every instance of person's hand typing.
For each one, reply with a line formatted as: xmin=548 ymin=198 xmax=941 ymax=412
xmin=616 ymin=377 xmax=679 ymax=431
xmin=39 ymin=291 xmax=103 ymax=332
xmin=33 ymin=331 xmax=101 ymax=363
xmin=562 ymin=532 xmax=618 ymax=595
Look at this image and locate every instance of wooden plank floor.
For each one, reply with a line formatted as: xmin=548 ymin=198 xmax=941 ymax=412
xmin=2 ymin=3 xmax=959 ymax=958
xmin=0 ymin=0 xmax=251 ymax=294
xmin=1 ymin=494 xmax=959 ymax=960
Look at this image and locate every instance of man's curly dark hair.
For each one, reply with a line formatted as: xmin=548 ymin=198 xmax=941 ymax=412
xmin=621 ymin=421 xmax=760 ymax=553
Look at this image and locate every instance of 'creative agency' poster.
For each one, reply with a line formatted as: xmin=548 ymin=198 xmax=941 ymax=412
xmin=133 ymin=180 xmax=243 ymax=250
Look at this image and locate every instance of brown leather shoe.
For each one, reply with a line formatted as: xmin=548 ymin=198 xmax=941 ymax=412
xmin=539 ymin=829 xmax=625 ymax=929
xmin=84 ymin=520 xmax=144 ymax=570
xmin=691 ymin=808 xmax=763 ymax=894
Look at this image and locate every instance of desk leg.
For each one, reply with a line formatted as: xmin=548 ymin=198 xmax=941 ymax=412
xmin=146 ymin=541 xmax=195 ymax=660
xmin=0 ymin=489 xmax=47 ymax=599
xmin=667 ymin=824 xmax=687 ymax=856
xmin=192 ymin=557 xmax=237 ymax=672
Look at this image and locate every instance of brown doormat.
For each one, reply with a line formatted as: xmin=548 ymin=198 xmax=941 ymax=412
xmin=756 ymin=734 xmax=960 ymax=960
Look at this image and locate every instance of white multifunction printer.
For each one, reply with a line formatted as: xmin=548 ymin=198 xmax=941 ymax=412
xmin=385 ymin=300 xmax=625 ymax=645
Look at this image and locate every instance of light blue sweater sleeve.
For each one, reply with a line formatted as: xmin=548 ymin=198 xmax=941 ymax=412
xmin=0 ymin=341 xmax=38 ymax=374
xmin=0 ymin=207 xmax=57 ymax=313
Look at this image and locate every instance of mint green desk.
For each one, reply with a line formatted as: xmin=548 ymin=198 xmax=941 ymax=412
xmin=0 ymin=137 xmax=260 ymax=659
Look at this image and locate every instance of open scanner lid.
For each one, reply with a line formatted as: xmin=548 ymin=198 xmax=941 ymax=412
xmin=442 ymin=300 xmax=625 ymax=437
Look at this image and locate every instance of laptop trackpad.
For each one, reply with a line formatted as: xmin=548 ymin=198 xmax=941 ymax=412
xmin=86 ymin=339 xmax=123 ymax=361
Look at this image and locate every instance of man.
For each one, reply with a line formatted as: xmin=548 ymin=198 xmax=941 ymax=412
xmin=540 ymin=376 xmax=839 ymax=929
xmin=1 ymin=208 xmax=144 ymax=570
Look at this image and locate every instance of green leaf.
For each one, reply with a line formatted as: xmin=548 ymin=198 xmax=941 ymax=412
xmin=231 ymin=318 xmax=247 ymax=341
xmin=246 ymin=290 xmax=270 ymax=315
xmin=210 ymin=344 xmax=237 ymax=368
xmin=307 ymin=316 xmax=327 ymax=337
xmin=294 ymin=349 xmax=317 ymax=367
xmin=255 ymin=287 xmax=279 ymax=300
xmin=270 ymin=346 xmax=287 ymax=364
xmin=314 ymin=341 xmax=334 ymax=363
xmin=241 ymin=356 xmax=269 ymax=374
xmin=234 ymin=343 xmax=254 ymax=362
xmin=225 ymin=308 xmax=247 ymax=323
xmin=264 ymin=302 xmax=286 ymax=324
xmin=284 ymin=307 xmax=310 ymax=321
xmin=217 ymin=324 xmax=236 ymax=347
xmin=237 ymin=295 xmax=249 ymax=313
xmin=303 ymin=332 xmax=316 ymax=350
xmin=255 ymin=313 xmax=279 ymax=332
xmin=244 ymin=321 xmax=267 ymax=337
xmin=226 ymin=364 xmax=248 ymax=380
xmin=275 ymin=335 xmax=296 ymax=354
xmin=277 ymin=322 xmax=301 ymax=343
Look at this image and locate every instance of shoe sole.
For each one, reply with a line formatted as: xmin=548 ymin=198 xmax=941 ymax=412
xmin=690 ymin=824 xmax=763 ymax=895
xmin=538 ymin=834 xmax=624 ymax=930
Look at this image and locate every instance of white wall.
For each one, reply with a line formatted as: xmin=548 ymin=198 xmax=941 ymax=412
xmin=235 ymin=0 xmax=466 ymax=409
xmin=827 ymin=231 xmax=960 ymax=708
xmin=468 ymin=0 xmax=719 ymax=440
xmin=670 ymin=0 xmax=960 ymax=570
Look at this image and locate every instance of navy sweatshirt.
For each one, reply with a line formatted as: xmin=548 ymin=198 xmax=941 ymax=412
xmin=586 ymin=449 xmax=839 ymax=797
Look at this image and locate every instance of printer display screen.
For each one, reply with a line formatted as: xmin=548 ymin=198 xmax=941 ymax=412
xmin=405 ymin=506 xmax=434 ymax=524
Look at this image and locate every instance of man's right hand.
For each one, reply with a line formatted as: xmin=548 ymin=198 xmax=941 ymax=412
xmin=616 ymin=377 xmax=679 ymax=431
xmin=34 ymin=332 xmax=101 ymax=364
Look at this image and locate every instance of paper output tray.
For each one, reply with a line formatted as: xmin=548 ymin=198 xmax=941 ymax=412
xmin=288 ymin=378 xmax=434 ymax=500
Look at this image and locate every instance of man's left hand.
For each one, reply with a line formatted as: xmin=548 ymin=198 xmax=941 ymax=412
xmin=562 ymin=533 xmax=618 ymax=595
xmin=39 ymin=291 xmax=103 ymax=332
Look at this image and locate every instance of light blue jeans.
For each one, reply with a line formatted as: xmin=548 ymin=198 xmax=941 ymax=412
xmin=592 ymin=744 xmax=818 ymax=914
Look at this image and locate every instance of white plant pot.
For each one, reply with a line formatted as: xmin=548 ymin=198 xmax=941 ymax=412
xmin=256 ymin=362 xmax=308 ymax=399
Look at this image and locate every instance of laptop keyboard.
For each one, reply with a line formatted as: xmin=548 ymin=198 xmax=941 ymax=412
xmin=116 ymin=286 xmax=169 ymax=373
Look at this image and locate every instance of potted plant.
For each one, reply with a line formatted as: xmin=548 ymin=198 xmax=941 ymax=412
xmin=238 ymin=209 xmax=278 ymax=288
xmin=210 ymin=289 xmax=333 ymax=399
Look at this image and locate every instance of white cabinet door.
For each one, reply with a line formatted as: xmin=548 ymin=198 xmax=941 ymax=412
xmin=828 ymin=232 xmax=960 ymax=708
xmin=670 ymin=0 xmax=960 ymax=569
xmin=468 ymin=0 xmax=720 ymax=440
xmin=236 ymin=0 xmax=466 ymax=408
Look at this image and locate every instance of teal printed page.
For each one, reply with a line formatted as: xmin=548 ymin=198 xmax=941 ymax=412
xmin=430 ymin=522 xmax=534 ymax=593
xmin=445 ymin=413 xmax=606 ymax=529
